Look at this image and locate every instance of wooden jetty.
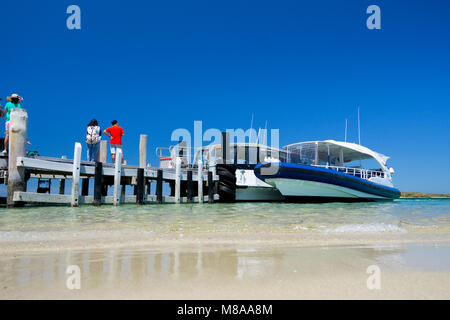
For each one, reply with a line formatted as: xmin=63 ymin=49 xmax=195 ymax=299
xmin=0 ymin=109 xmax=219 ymax=208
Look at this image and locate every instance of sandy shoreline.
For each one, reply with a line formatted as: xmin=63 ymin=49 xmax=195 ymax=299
xmin=1 ymin=227 xmax=450 ymax=254
xmin=1 ymin=200 xmax=449 ymax=299
xmin=1 ymin=234 xmax=449 ymax=299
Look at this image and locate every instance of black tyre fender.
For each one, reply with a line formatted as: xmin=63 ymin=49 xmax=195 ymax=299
xmin=217 ymin=168 xmax=236 ymax=181
xmin=216 ymin=165 xmax=236 ymax=202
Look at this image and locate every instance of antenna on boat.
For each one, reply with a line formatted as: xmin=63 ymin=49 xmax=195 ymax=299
xmin=357 ymin=107 xmax=361 ymax=145
xmin=358 ymin=107 xmax=362 ymax=168
xmin=345 ymin=118 xmax=348 ymax=142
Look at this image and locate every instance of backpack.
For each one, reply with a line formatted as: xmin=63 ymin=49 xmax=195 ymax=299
xmin=86 ymin=126 xmax=100 ymax=144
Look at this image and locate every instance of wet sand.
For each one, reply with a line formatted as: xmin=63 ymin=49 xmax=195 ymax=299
xmin=1 ymin=201 xmax=449 ymax=299
xmin=1 ymin=239 xmax=449 ymax=299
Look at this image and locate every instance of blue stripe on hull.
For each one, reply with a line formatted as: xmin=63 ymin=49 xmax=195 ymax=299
xmin=283 ymin=196 xmax=382 ymax=203
xmin=254 ymin=162 xmax=401 ymax=200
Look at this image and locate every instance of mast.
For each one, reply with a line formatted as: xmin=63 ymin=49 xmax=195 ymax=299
xmin=358 ymin=107 xmax=362 ymax=168
xmin=345 ymin=118 xmax=348 ymax=142
xmin=358 ymin=107 xmax=361 ymax=145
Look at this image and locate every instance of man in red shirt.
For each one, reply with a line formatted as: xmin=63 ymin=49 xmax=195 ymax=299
xmin=104 ymin=120 xmax=125 ymax=163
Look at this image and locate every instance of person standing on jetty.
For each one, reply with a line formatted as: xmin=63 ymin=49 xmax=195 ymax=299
xmin=0 ymin=98 xmax=3 ymax=151
xmin=86 ymin=119 xmax=101 ymax=161
xmin=2 ymin=93 xmax=23 ymax=153
xmin=104 ymin=120 xmax=125 ymax=163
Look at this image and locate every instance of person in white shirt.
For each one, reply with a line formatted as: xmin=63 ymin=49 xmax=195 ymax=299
xmin=86 ymin=119 xmax=101 ymax=161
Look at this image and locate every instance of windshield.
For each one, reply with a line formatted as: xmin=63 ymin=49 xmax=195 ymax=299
xmin=283 ymin=142 xmax=384 ymax=170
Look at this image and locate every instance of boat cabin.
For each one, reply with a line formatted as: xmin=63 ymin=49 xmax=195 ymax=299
xmin=283 ymin=140 xmax=395 ymax=185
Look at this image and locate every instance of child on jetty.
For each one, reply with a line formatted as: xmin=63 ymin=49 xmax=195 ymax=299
xmin=104 ymin=120 xmax=125 ymax=163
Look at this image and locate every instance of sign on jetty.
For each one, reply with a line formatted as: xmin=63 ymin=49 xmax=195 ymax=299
xmin=0 ymin=109 xmax=219 ymax=208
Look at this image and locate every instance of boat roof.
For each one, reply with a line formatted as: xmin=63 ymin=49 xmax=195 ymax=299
xmin=284 ymin=140 xmax=390 ymax=168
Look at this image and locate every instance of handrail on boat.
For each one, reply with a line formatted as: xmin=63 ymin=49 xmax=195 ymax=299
xmin=313 ymin=164 xmax=385 ymax=179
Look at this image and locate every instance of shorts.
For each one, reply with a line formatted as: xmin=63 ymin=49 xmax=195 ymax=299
xmin=5 ymin=121 xmax=9 ymax=133
xmin=110 ymin=144 xmax=123 ymax=155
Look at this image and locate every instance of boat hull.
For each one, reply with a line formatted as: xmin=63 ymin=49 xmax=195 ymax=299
xmin=234 ymin=168 xmax=284 ymax=201
xmin=254 ymin=162 xmax=401 ymax=202
xmin=235 ymin=186 xmax=284 ymax=201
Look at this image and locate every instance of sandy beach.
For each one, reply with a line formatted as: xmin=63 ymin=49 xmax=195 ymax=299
xmin=1 ymin=201 xmax=449 ymax=299
xmin=1 ymin=234 xmax=450 ymax=299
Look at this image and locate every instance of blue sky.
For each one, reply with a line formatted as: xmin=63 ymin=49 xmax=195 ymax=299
xmin=1 ymin=0 xmax=449 ymax=193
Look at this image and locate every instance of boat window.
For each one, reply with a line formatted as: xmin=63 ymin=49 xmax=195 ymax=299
xmin=284 ymin=142 xmax=317 ymax=165
xmin=344 ymin=158 xmax=381 ymax=170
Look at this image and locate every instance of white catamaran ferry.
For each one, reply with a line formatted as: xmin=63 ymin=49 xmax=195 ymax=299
xmin=255 ymin=140 xmax=401 ymax=202
xmin=157 ymin=139 xmax=400 ymax=203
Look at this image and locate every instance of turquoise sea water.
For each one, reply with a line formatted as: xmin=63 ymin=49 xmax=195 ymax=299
xmin=0 ymin=199 xmax=449 ymax=242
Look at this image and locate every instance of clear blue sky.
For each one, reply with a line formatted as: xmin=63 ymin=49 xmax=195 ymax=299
xmin=1 ymin=0 xmax=449 ymax=193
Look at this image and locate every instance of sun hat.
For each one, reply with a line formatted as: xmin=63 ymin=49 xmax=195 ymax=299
xmin=6 ymin=93 xmax=23 ymax=102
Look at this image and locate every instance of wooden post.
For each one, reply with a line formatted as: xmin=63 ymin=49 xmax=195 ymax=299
xmin=256 ymin=146 xmax=260 ymax=163
xmin=136 ymin=168 xmax=145 ymax=204
xmin=208 ymin=171 xmax=214 ymax=203
xmin=221 ymin=132 xmax=229 ymax=165
xmin=174 ymin=157 xmax=181 ymax=204
xmin=7 ymin=109 xmax=28 ymax=207
xmin=99 ymin=142 xmax=108 ymax=197
xmin=59 ymin=179 xmax=65 ymax=195
xmin=121 ymin=183 xmax=126 ymax=202
xmin=113 ymin=149 xmax=122 ymax=206
xmin=99 ymin=140 xmax=107 ymax=163
xmin=187 ymin=170 xmax=193 ymax=203
xmin=93 ymin=162 xmax=103 ymax=206
xmin=197 ymin=160 xmax=203 ymax=203
xmin=59 ymin=156 xmax=67 ymax=195
xmin=178 ymin=140 xmax=187 ymax=165
xmin=71 ymin=142 xmax=82 ymax=207
xmin=245 ymin=145 xmax=249 ymax=165
xmin=102 ymin=184 xmax=108 ymax=197
xmin=139 ymin=134 xmax=147 ymax=168
xmin=156 ymin=169 xmax=163 ymax=204
xmin=315 ymin=141 xmax=319 ymax=165
xmin=81 ymin=178 xmax=89 ymax=196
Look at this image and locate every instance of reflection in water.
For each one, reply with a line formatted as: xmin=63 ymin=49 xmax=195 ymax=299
xmin=2 ymin=242 xmax=449 ymax=298
xmin=0 ymin=245 xmax=419 ymax=290
xmin=6 ymin=246 xmax=282 ymax=292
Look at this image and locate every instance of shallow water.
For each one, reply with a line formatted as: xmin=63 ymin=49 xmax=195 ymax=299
xmin=0 ymin=199 xmax=449 ymax=243
xmin=1 ymin=199 xmax=449 ymax=299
